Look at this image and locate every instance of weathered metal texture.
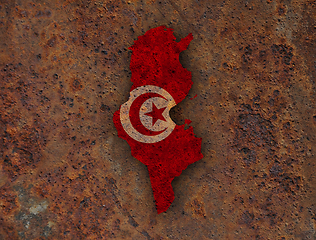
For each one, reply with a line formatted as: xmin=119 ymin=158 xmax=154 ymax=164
xmin=0 ymin=0 xmax=315 ymax=239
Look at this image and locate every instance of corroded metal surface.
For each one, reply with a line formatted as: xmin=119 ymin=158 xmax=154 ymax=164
xmin=0 ymin=0 xmax=315 ymax=239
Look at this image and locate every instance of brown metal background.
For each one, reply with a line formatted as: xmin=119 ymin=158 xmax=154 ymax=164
xmin=0 ymin=0 xmax=315 ymax=239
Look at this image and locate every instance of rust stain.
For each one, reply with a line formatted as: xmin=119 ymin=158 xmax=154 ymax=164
xmin=0 ymin=0 xmax=315 ymax=239
xmin=70 ymin=77 xmax=83 ymax=92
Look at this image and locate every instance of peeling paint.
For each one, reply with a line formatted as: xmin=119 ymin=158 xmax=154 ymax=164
xmin=29 ymin=201 xmax=48 ymax=215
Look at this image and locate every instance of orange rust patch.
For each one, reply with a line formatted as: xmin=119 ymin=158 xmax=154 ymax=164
xmin=70 ymin=78 xmax=83 ymax=92
xmin=0 ymin=0 xmax=315 ymax=238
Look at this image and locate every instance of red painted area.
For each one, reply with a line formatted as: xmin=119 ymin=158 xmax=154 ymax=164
xmin=144 ymin=102 xmax=167 ymax=126
xmin=128 ymin=26 xmax=193 ymax=104
xmin=113 ymin=26 xmax=203 ymax=213
xmin=185 ymin=119 xmax=192 ymax=125
xmin=190 ymin=94 xmax=198 ymax=100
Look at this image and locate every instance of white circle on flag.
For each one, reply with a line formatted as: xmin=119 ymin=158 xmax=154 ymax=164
xmin=120 ymin=85 xmax=176 ymax=143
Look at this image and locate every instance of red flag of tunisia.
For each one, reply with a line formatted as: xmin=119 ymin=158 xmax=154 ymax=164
xmin=113 ymin=26 xmax=203 ymax=213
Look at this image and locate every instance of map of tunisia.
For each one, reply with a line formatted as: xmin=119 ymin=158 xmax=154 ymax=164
xmin=113 ymin=26 xmax=203 ymax=213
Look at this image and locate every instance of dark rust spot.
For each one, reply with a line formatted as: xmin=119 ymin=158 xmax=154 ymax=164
xmin=100 ymin=104 xmax=110 ymax=112
xmin=70 ymin=78 xmax=83 ymax=91
xmin=239 ymin=210 xmax=254 ymax=226
xmin=47 ymin=35 xmax=57 ymax=48
xmin=276 ymin=4 xmax=287 ymax=16
xmin=190 ymin=199 xmax=206 ymax=218
xmin=0 ymin=187 xmax=18 ymax=215
xmin=35 ymin=10 xmax=52 ymax=18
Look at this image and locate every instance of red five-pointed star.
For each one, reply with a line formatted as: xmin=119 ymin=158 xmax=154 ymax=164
xmin=145 ymin=102 xmax=167 ymax=126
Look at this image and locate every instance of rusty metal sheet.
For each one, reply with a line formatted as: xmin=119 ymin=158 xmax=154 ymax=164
xmin=0 ymin=0 xmax=315 ymax=239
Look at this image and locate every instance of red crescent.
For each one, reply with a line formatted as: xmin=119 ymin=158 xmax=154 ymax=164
xmin=129 ymin=92 xmax=167 ymax=136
